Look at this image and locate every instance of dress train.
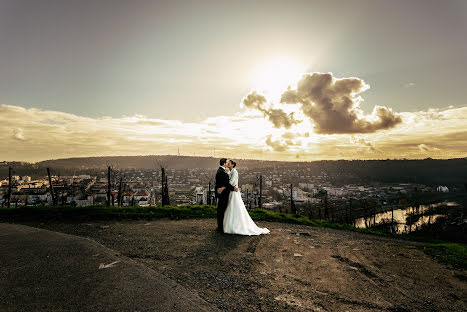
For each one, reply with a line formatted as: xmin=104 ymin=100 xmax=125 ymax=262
xmin=223 ymin=188 xmax=270 ymax=235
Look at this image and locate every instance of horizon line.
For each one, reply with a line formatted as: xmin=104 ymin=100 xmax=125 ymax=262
xmin=2 ymin=154 xmax=466 ymax=165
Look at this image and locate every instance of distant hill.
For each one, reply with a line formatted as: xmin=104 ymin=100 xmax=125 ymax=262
xmin=35 ymin=155 xmax=273 ymax=170
xmin=2 ymin=155 xmax=467 ymax=186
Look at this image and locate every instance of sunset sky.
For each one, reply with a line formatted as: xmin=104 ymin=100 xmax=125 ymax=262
xmin=1 ymin=0 xmax=466 ymax=162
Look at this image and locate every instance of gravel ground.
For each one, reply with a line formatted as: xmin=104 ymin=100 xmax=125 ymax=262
xmin=15 ymin=219 xmax=467 ymax=312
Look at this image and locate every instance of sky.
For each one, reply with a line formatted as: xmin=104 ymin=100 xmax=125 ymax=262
xmin=1 ymin=0 xmax=466 ymax=162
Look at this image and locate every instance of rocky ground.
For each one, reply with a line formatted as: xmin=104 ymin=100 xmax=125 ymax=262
xmin=15 ymin=219 xmax=466 ymax=312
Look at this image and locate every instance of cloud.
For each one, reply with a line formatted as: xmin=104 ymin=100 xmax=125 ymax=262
xmin=350 ymin=136 xmax=378 ymax=153
xmin=280 ymin=72 xmax=402 ymax=134
xmin=12 ymin=128 xmax=25 ymax=141
xmin=0 ymin=103 xmax=466 ymax=162
xmin=281 ymin=132 xmax=297 ymax=139
xmin=265 ymin=135 xmax=287 ymax=152
xmin=132 ymin=120 xmax=167 ymax=126
xmin=404 ymin=82 xmax=416 ymax=88
xmin=242 ymin=91 xmax=299 ymax=129
xmin=281 ymin=131 xmax=310 ymax=141
xmin=266 ymin=109 xmax=298 ymax=129
xmin=418 ymin=144 xmax=440 ymax=152
xmin=241 ymin=91 xmax=267 ymax=111
xmin=0 ymin=104 xmax=275 ymax=162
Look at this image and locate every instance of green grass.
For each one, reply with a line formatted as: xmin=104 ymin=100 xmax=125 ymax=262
xmin=1 ymin=204 xmax=465 ymax=270
xmin=413 ymin=242 xmax=466 ymax=270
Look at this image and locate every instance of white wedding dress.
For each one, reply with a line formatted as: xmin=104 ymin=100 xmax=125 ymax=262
xmin=223 ymin=168 xmax=270 ymax=235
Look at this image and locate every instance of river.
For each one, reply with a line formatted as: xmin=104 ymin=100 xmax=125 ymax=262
xmin=354 ymin=202 xmax=460 ymax=234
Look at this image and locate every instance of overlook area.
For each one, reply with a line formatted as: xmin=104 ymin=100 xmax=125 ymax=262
xmin=1 ymin=205 xmax=465 ymax=311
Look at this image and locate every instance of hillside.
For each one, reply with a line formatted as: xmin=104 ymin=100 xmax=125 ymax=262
xmin=6 ymin=155 xmax=466 ymax=185
xmin=36 ymin=155 xmax=269 ymax=170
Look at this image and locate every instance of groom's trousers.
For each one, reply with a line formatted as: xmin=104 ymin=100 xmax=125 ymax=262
xmin=216 ymin=194 xmax=229 ymax=230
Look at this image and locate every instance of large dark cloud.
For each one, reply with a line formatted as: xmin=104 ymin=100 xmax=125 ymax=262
xmin=280 ymin=72 xmax=402 ymax=134
xmin=242 ymin=91 xmax=299 ymax=129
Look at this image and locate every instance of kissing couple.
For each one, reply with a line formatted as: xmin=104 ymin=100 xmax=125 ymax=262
xmin=215 ymin=158 xmax=270 ymax=235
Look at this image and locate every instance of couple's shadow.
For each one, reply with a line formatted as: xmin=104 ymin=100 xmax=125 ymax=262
xmin=192 ymin=228 xmax=264 ymax=259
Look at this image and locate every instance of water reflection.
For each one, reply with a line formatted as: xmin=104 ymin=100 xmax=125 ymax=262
xmin=354 ymin=202 xmax=458 ymax=234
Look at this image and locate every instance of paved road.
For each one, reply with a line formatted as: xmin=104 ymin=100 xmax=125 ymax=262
xmin=0 ymin=223 xmax=218 ymax=312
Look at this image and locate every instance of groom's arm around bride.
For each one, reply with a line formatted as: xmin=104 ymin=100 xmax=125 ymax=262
xmin=215 ymin=168 xmax=237 ymax=198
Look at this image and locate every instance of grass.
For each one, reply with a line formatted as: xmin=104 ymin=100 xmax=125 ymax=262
xmin=415 ymin=242 xmax=466 ymax=271
xmin=1 ymin=204 xmax=465 ymax=270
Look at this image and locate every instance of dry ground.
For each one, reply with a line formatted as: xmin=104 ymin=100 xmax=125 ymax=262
xmin=16 ymin=219 xmax=466 ymax=312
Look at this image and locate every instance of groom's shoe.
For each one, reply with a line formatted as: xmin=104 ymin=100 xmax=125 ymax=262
xmin=216 ymin=227 xmax=224 ymax=233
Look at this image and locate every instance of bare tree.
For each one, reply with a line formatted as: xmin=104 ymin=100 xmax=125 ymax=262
xmin=47 ymin=167 xmax=57 ymax=206
xmin=154 ymin=158 xmax=170 ymax=206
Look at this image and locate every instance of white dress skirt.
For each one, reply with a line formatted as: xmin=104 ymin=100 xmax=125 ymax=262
xmin=223 ymin=168 xmax=270 ymax=235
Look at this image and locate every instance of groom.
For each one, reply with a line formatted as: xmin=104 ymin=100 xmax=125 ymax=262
xmin=215 ymin=158 xmax=238 ymax=232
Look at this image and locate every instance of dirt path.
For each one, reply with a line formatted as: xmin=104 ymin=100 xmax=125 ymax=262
xmin=16 ymin=219 xmax=466 ymax=312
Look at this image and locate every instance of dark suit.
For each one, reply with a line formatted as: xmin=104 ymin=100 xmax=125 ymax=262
xmin=215 ymin=166 xmax=235 ymax=231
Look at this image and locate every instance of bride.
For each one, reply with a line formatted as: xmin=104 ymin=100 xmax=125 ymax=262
xmin=223 ymin=160 xmax=270 ymax=235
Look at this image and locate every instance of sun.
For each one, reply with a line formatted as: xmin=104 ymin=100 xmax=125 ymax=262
xmin=250 ymin=58 xmax=304 ymax=100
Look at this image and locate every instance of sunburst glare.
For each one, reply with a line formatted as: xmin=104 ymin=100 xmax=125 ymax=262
xmin=249 ymin=58 xmax=304 ymax=101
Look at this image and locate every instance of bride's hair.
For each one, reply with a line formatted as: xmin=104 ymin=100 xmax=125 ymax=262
xmin=229 ymin=160 xmax=236 ymax=168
